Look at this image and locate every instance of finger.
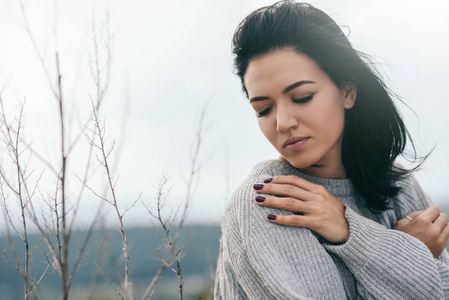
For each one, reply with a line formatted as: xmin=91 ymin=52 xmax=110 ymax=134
xmin=418 ymin=206 xmax=440 ymax=222
xmin=254 ymin=182 xmax=314 ymax=201
xmin=394 ymin=217 xmax=410 ymax=230
xmin=267 ymin=213 xmax=311 ymax=228
xmin=265 ymin=175 xmax=316 ymax=192
xmin=407 ymin=210 xmax=425 ymax=220
xmin=394 ymin=217 xmax=406 ymax=226
xmin=395 ymin=210 xmax=423 ymax=228
xmin=433 ymin=224 xmax=449 ymax=258
xmin=440 ymin=223 xmax=449 ymax=245
xmin=256 ymin=196 xmax=314 ymax=213
xmin=433 ymin=213 xmax=449 ymax=231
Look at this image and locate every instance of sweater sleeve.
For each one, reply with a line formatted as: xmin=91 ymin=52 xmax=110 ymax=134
xmin=323 ymin=171 xmax=449 ymax=300
xmin=214 ymin=240 xmax=250 ymax=299
xmin=324 ymin=206 xmax=447 ymax=299
xmin=395 ymin=173 xmax=449 ymax=297
xmin=437 ymin=251 xmax=449 ymax=296
xmin=213 ymin=195 xmax=325 ymax=300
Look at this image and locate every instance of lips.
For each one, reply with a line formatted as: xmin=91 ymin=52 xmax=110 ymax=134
xmin=283 ymin=136 xmax=309 ymax=148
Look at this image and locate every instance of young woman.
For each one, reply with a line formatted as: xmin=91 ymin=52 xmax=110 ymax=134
xmin=214 ymin=1 xmax=449 ymax=299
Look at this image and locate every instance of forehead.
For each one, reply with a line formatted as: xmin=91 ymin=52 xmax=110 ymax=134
xmin=244 ymin=49 xmax=326 ymax=96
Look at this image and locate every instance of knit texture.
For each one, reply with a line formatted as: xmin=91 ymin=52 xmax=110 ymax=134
xmin=214 ymin=159 xmax=449 ymax=299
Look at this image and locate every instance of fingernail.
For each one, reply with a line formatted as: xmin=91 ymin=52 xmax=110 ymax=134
xmin=264 ymin=178 xmax=273 ymax=183
xmin=256 ymin=196 xmax=265 ymax=202
xmin=268 ymin=214 xmax=276 ymax=220
xmin=253 ymin=184 xmax=263 ymax=190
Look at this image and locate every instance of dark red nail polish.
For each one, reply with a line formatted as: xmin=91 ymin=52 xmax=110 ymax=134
xmin=264 ymin=178 xmax=273 ymax=183
xmin=256 ymin=196 xmax=265 ymax=202
xmin=268 ymin=214 xmax=276 ymax=220
xmin=253 ymin=184 xmax=263 ymax=190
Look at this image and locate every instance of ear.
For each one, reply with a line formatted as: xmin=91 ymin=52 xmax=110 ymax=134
xmin=342 ymin=83 xmax=357 ymax=109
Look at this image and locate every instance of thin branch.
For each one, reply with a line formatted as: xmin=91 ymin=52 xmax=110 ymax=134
xmin=140 ymin=266 xmax=167 ymax=300
xmin=0 ymin=95 xmax=37 ymax=299
xmin=67 ymin=202 xmax=104 ymax=290
xmin=140 ymin=103 xmax=209 ymax=299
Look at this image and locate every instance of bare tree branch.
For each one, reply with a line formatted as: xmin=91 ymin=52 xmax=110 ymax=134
xmin=141 ymin=103 xmax=209 ymax=299
xmin=0 ymin=95 xmax=37 ymax=299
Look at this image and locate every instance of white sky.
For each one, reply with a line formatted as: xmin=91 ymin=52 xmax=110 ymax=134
xmin=0 ymin=0 xmax=448 ymax=229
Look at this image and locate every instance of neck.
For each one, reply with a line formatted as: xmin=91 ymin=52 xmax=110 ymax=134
xmin=278 ymin=156 xmax=347 ymax=179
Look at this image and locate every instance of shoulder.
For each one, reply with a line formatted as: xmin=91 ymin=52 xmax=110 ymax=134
xmin=223 ymin=159 xmax=291 ymax=219
xmin=241 ymin=159 xmax=297 ymax=183
xmin=221 ymin=159 xmax=305 ymax=243
xmin=219 ymin=159 xmax=292 ymax=259
xmin=231 ymin=159 xmax=296 ymax=201
xmin=225 ymin=159 xmax=296 ymax=217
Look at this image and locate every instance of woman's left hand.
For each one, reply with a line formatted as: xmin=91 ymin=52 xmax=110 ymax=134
xmin=254 ymin=175 xmax=349 ymax=244
xmin=394 ymin=207 xmax=449 ymax=258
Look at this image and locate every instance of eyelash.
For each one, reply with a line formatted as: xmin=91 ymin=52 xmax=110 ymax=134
xmin=257 ymin=95 xmax=314 ymax=118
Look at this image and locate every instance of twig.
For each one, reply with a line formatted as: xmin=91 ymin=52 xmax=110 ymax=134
xmin=0 ymin=96 xmax=36 ymax=299
xmin=141 ymin=103 xmax=209 ymax=299
xmin=88 ymin=93 xmax=132 ymax=298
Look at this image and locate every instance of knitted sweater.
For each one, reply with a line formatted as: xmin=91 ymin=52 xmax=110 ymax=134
xmin=214 ymin=159 xmax=449 ymax=299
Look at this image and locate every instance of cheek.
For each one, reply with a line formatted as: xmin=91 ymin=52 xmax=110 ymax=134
xmin=258 ymin=118 xmax=278 ymax=144
xmin=309 ymin=95 xmax=346 ymax=138
xmin=322 ymin=104 xmax=346 ymax=138
xmin=257 ymin=119 xmax=270 ymax=137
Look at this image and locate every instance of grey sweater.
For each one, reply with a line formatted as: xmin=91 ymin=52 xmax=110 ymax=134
xmin=214 ymin=159 xmax=449 ymax=299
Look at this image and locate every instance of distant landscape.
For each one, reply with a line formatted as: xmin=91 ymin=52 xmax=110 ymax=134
xmin=2 ymin=203 xmax=449 ymax=300
xmin=0 ymin=225 xmax=221 ymax=300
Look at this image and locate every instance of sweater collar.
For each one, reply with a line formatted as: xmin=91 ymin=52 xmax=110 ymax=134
xmin=267 ymin=159 xmax=355 ymax=198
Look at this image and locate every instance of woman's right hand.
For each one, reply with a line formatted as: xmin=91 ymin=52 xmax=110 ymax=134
xmin=394 ymin=206 xmax=449 ymax=258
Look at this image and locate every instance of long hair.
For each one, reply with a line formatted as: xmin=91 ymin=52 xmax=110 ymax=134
xmin=233 ymin=0 xmax=422 ymax=212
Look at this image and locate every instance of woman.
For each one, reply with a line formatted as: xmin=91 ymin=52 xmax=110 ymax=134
xmin=214 ymin=1 xmax=449 ymax=299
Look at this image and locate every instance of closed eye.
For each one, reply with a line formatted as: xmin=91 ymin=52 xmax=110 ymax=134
xmin=256 ymin=95 xmax=314 ymax=118
xmin=257 ymin=106 xmax=271 ymax=118
xmin=292 ymin=95 xmax=313 ymax=103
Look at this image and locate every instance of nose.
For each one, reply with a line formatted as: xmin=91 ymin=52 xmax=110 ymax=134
xmin=276 ymin=103 xmax=298 ymax=132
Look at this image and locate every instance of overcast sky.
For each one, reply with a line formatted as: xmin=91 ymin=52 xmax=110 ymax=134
xmin=0 ymin=0 xmax=448 ymax=228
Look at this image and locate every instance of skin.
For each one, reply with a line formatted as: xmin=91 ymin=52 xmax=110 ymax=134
xmin=245 ymin=48 xmax=449 ymax=252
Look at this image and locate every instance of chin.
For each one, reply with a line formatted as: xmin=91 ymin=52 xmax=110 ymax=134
xmin=281 ymin=155 xmax=316 ymax=170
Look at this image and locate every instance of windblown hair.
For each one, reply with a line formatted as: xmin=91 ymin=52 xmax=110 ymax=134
xmin=233 ymin=0 xmax=422 ymax=212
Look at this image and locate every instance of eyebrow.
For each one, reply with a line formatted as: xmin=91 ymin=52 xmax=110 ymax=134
xmin=249 ymin=80 xmax=316 ymax=102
